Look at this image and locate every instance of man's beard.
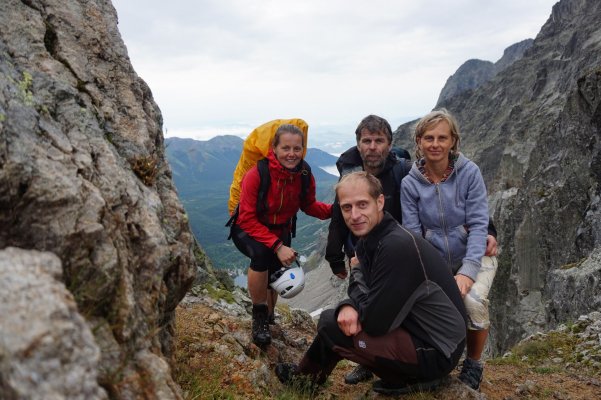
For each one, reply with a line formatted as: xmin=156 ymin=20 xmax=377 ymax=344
xmin=363 ymin=156 xmax=385 ymax=170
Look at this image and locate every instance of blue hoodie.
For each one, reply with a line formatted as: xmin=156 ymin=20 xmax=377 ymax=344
xmin=401 ymin=153 xmax=488 ymax=280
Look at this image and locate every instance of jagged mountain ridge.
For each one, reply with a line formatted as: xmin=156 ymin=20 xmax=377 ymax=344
xmin=393 ymin=0 xmax=601 ymax=354
xmin=166 ymin=135 xmax=339 ymax=189
xmin=167 ymin=136 xmax=245 ymax=186
xmin=436 ymin=39 xmax=534 ymax=106
xmin=396 ymin=39 xmax=537 ymax=152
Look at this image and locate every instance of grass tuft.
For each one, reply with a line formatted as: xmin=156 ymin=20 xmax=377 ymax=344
xmin=131 ymin=155 xmax=159 ymax=186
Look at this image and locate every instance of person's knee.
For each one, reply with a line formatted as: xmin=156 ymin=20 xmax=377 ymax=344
xmin=464 ymin=292 xmax=490 ymax=330
xmin=317 ymin=308 xmax=354 ymax=348
xmin=317 ymin=309 xmax=338 ymax=333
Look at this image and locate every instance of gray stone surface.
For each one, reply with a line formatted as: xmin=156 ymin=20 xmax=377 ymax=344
xmin=0 ymin=247 xmax=107 ymax=400
xmin=436 ymin=59 xmax=496 ymax=106
xmin=547 ymin=249 xmax=601 ymax=322
xmin=0 ymin=0 xmax=205 ymax=397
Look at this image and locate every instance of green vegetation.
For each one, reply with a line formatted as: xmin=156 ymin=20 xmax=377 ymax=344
xmin=204 ymin=284 xmax=235 ymax=304
xmin=131 ymin=155 xmax=159 ymax=186
xmin=190 ymin=279 xmax=236 ymax=304
xmin=488 ymin=323 xmax=595 ymax=374
xmin=213 ymin=268 xmax=235 ymax=292
xmin=18 ymin=71 xmax=34 ymax=106
xmin=274 ymin=378 xmax=320 ymax=399
xmin=174 ymin=322 xmax=239 ymax=400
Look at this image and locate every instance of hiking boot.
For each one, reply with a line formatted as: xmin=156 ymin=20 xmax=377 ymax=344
xmin=275 ymin=363 xmax=316 ymax=393
xmin=458 ymin=358 xmax=483 ymax=390
xmin=372 ymin=378 xmax=441 ymax=395
xmin=275 ymin=363 xmax=300 ymax=384
xmin=268 ymin=312 xmax=276 ymax=325
xmin=251 ymin=304 xmax=271 ymax=346
xmin=344 ymin=364 xmax=373 ymax=384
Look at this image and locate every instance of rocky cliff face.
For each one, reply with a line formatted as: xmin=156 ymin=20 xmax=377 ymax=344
xmin=436 ymin=59 xmax=496 ymax=106
xmin=436 ymin=39 xmax=534 ymax=107
xmin=493 ymin=39 xmax=535 ymax=73
xmin=396 ymin=0 xmax=601 ymax=354
xmin=0 ymin=0 xmax=202 ymax=398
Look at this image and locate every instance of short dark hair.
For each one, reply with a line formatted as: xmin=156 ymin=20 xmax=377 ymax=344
xmin=355 ymin=115 xmax=392 ymax=143
xmin=335 ymin=171 xmax=383 ymax=200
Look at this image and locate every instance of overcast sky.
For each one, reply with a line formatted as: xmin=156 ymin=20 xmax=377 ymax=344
xmin=112 ymin=0 xmax=557 ymax=153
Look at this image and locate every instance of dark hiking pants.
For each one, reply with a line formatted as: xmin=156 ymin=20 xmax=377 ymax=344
xmin=298 ymin=309 xmax=464 ymax=385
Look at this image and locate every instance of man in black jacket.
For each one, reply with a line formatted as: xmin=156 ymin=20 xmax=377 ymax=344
xmin=326 ymin=115 xmax=405 ymax=279
xmin=275 ymin=172 xmax=468 ymax=395
xmin=326 ymin=115 xmax=498 ymax=385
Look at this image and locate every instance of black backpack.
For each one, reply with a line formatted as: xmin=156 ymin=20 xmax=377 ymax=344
xmin=226 ymin=158 xmax=312 ymax=239
xmin=392 ymin=157 xmax=412 ymax=189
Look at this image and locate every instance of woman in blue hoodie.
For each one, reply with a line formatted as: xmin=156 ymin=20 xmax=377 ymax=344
xmin=401 ymin=109 xmax=498 ymax=391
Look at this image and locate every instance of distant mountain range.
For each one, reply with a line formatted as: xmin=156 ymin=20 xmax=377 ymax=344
xmin=166 ymin=135 xmax=338 ymax=188
xmin=165 ymin=135 xmax=340 ymax=269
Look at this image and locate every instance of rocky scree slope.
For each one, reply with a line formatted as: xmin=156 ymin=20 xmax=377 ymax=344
xmin=174 ymin=287 xmax=601 ymax=399
xmin=0 ymin=0 xmax=210 ymax=398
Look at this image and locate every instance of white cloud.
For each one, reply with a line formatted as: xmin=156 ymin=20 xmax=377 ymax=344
xmin=112 ymin=0 xmax=557 ymax=148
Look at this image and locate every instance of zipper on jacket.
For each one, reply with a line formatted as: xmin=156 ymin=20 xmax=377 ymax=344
xmin=436 ymin=184 xmax=452 ymax=266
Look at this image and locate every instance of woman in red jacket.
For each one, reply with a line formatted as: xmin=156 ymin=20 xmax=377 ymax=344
xmin=231 ymin=124 xmax=332 ymax=346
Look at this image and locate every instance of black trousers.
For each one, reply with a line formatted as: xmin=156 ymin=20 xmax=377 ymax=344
xmin=231 ymin=224 xmax=291 ymax=273
xmin=298 ymin=309 xmax=465 ymax=385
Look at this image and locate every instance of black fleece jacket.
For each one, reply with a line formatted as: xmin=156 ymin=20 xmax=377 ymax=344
xmin=336 ymin=213 xmax=467 ymax=358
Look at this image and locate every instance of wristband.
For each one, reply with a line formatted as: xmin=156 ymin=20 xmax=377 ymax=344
xmin=271 ymin=240 xmax=283 ymax=252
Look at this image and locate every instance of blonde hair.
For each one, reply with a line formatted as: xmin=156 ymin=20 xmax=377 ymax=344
xmin=335 ymin=171 xmax=383 ymax=200
xmin=413 ymin=108 xmax=460 ymax=160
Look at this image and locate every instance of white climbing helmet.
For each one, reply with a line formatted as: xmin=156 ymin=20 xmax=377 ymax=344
xmin=269 ymin=266 xmax=305 ymax=299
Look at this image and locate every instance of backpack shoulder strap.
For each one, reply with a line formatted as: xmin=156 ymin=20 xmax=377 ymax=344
xmin=289 ymin=160 xmax=312 ymax=239
xmin=256 ymin=158 xmax=271 ymax=215
xmin=299 ymin=160 xmax=312 ymax=202
xmin=393 ymin=158 xmax=412 ymax=189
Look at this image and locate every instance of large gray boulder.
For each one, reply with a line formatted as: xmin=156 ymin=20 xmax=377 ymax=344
xmin=546 ymin=248 xmax=601 ymax=322
xmin=0 ymin=0 xmax=202 ymax=397
xmin=0 ymin=247 xmax=107 ymax=400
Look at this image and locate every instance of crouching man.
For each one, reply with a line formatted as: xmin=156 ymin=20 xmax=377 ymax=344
xmin=275 ymin=171 xmax=467 ymax=395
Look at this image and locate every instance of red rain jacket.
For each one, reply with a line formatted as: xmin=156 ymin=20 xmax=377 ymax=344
xmin=237 ymin=149 xmax=332 ymax=250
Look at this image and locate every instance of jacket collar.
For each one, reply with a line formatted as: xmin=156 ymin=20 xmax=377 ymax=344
xmin=410 ymin=152 xmax=468 ymax=181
